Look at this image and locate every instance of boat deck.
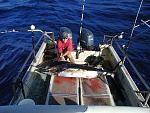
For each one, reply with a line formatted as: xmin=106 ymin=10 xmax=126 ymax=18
xmin=42 ymin=47 xmax=114 ymax=105
xmin=25 ymin=44 xmax=134 ymax=106
xmin=45 ymin=64 xmax=115 ymax=105
xmin=46 ymin=76 xmax=114 ymax=105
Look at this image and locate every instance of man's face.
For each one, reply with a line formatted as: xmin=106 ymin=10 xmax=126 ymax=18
xmin=63 ymin=38 xmax=68 ymax=43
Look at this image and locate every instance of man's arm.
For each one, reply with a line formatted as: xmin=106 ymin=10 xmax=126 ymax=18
xmin=62 ymin=39 xmax=73 ymax=57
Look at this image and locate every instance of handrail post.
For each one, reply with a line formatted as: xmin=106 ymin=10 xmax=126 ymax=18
xmin=51 ymin=32 xmax=56 ymax=47
xmin=103 ymin=35 xmax=118 ymax=46
xmin=30 ymin=25 xmax=36 ymax=62
xmin=51 ymin=32 xmax=55 ymax=43
xmin=122 ymin=50 xmax=127 ymax=65
xmin=31 ymin=31 xmax=36 ymax=62
xmin=102 ymin=35 xmax=106 ymax=44
xmin=110 ymin=37 xmax=114 ymax=46
xmin=144 ymin=92 xmax=150 ymax=106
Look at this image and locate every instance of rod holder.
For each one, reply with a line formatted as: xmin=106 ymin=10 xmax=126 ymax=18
xmin=31 ymin=25 xmax=36 ymax=62
xmin=76 ymin=43 xmax=81 ymax=59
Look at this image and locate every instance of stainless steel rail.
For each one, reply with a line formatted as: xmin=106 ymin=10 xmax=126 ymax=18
xmin=10 ymin=27 xmax=54 ymax=104
xmin=115 ymin=41 xmax=150 ymax=106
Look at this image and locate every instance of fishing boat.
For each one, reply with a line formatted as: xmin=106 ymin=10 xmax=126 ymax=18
xmin=0 ymin=25 xmax=149 ymax=113
xmin=0 ymin=0 xmax=150 ymax=113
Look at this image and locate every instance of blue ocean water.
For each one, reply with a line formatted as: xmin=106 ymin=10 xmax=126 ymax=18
xmin=0 ymin=0 xmax=149 ymax=105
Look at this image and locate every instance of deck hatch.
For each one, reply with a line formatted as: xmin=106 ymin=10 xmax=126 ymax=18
xmin=47 ymin=76 xmax=78 ymax=105
xmin=80 ymin=76 xmax=115 ymax=105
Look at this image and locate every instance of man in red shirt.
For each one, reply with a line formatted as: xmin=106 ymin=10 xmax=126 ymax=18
xmin=57 ymin=31 xmax=75 ymax=63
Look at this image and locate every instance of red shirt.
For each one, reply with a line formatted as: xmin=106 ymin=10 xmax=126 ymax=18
xmin=57 ymin=38 xmax=73 ymax=54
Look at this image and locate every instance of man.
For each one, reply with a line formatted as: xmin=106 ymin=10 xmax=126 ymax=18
xmin=57 ymin=27 xmax=75 ymax=63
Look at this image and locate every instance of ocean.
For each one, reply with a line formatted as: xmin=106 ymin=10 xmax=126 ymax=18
xmin=0 ymin=0 xmax=150 ymax=105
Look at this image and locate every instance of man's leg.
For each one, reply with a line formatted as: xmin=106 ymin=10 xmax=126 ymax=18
xmin=67 ymin=52 xmax=75 ymax=63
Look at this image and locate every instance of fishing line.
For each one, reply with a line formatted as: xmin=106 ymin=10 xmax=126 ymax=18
xmin=118 ymin=0 xmax=145 ymax=64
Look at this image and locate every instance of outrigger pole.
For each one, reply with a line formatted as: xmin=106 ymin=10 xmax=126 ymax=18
xmin=76 ymin=0 xmax=86 ymax=59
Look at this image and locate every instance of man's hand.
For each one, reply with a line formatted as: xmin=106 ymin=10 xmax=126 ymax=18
xmin=59 ymin=55 xmax=65 ymax=61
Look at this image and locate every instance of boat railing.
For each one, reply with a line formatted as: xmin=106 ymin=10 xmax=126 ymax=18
xmin=9 ymin=25 xmax=55 ymax=104
xmin=102 ymin=29 xmax=150 ymax=106
xmin=115 ymin=40 xmax=150 ymax=106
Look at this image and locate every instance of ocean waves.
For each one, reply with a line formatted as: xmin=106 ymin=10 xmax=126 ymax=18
xmin=0 ymin=0 xmax=149 ymax=105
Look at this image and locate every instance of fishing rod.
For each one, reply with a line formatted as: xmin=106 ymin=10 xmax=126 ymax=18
xmin=111 ymin=0 xmax=149 ymax=69
xmin=115 ymin=0 xmax=150 ymax=105
xmin=102 ymin=0 xmax=149 ymax=80
xmin=122 ymin=0 xmax=144 ymax=63
xmin=103 ymin=0 xmax=147 ymax=65
xmin=102 ymin=0 xmax=149 ymax=47
xmin=76 ymin=0 xmax=86 ymax=59
xmin=79 ymin=0 xmax=85 ymax=38
xmin=125 ymin=0 xmax=144 ymax=50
